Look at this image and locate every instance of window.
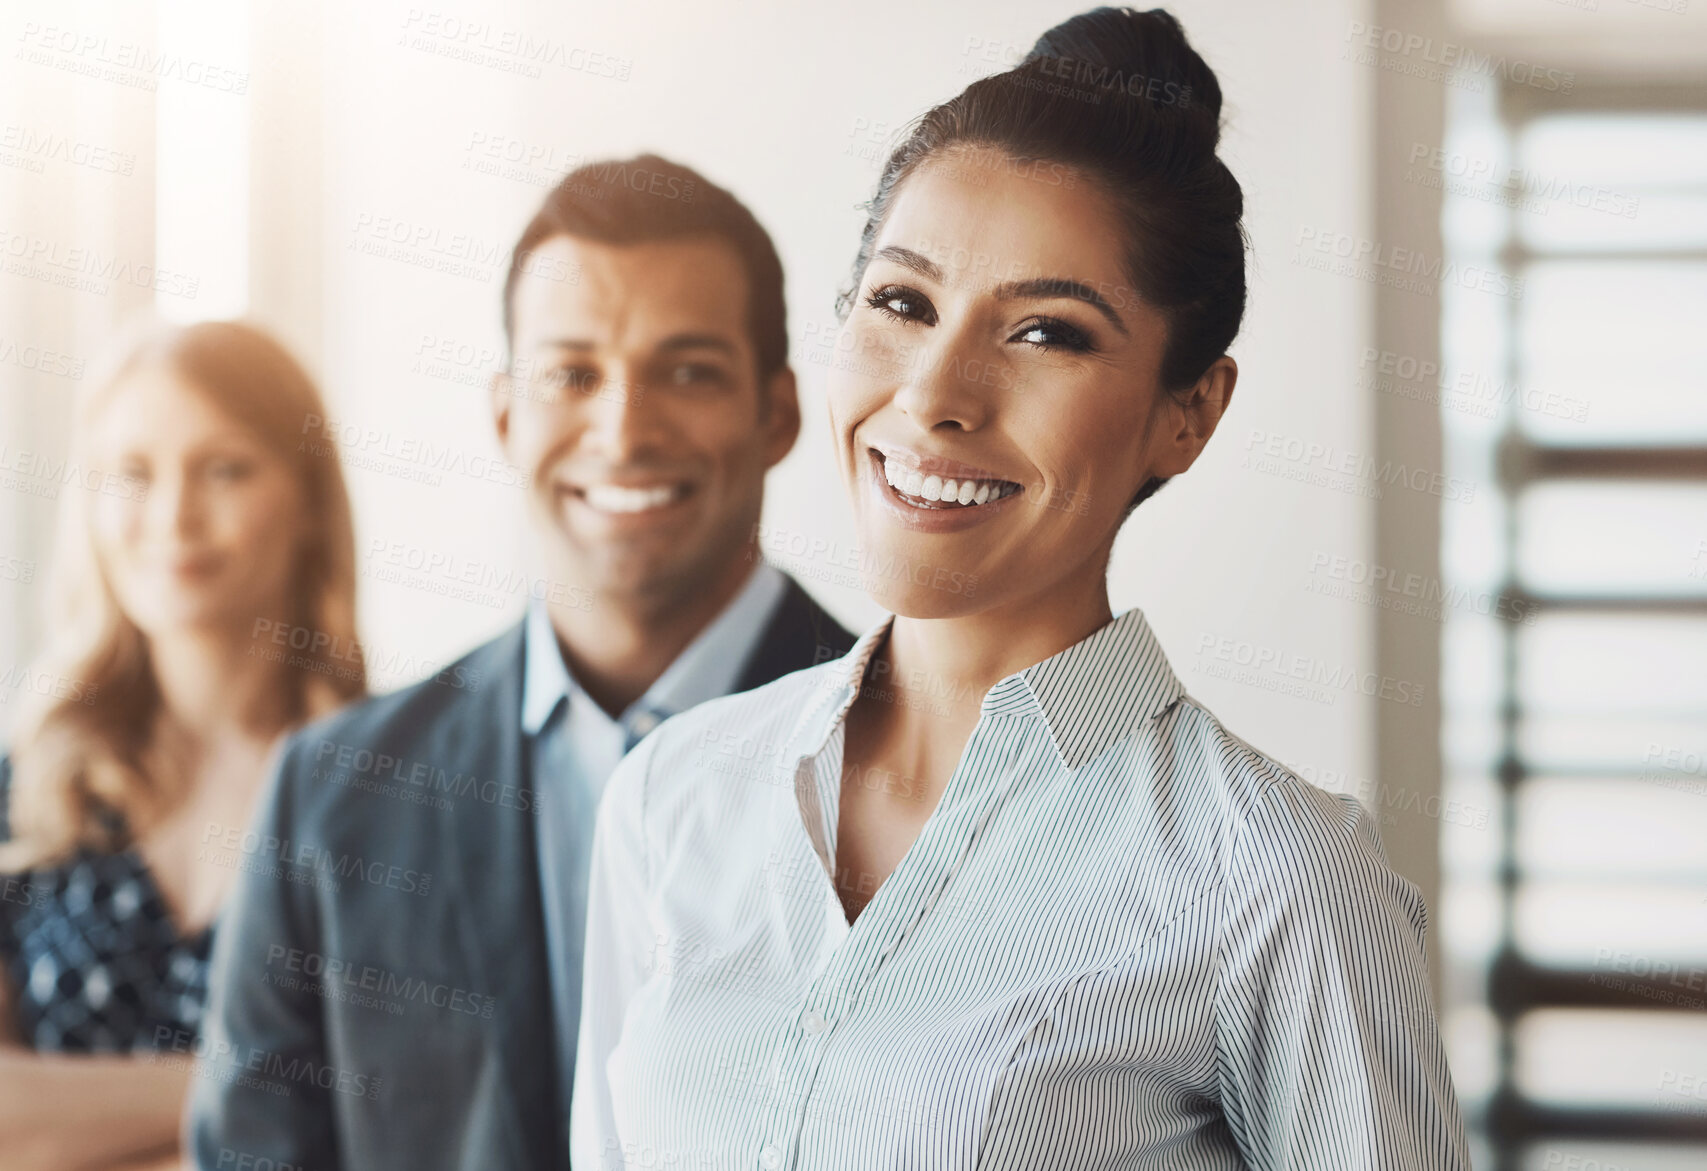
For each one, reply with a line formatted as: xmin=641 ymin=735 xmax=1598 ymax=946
xmin=1439 ymin=78 xmax=1707 ymax=1171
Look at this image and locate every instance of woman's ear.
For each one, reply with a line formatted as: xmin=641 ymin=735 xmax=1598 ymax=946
xmin=1151 ymin=356 xmax=1237 ymax=478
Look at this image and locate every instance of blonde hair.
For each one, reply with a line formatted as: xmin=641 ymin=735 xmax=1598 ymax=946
xmin=1 ymin=320 xmax=364 ymax=868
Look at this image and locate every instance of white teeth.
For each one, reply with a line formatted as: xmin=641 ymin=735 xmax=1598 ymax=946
xmin=579 ymin=483 xmax=680 ymax=513
xmin=880 ymin=455 xmax=1015 ymax=508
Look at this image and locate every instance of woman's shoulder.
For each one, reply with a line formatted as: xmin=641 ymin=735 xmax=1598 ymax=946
xmin=1152 ymin=696 xmax=1315 ymax=833
xmin=1163 ymin=696 xmax=1413 ymax=900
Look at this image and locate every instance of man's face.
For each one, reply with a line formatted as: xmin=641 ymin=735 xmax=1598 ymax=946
xmin=495 ymin=233 xmax=799 ymax=605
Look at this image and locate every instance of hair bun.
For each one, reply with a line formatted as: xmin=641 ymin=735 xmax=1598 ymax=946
xmin=1022 ymin=6 xmax=1223 ymax=143
xmin=841 ymin=5 xmax=1245 ymax=399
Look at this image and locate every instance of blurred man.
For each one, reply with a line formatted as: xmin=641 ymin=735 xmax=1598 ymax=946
xmin=189 ymin=154 xmax=854 ymax=1170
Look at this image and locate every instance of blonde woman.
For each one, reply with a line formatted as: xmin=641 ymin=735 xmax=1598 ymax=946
xmin=0 ymin=320 xmax=363 ymax=1169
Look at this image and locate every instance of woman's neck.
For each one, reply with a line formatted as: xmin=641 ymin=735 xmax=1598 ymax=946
xmin=147 ymin=625 xmax=296 ymax=754
xmin=836 ymin=573 xmax=1119 ymax=859
xmin=880 ymin=574 xmax=1117 ymax=728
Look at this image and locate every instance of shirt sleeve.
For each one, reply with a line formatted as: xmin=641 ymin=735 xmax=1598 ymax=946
xmin=1212 ymin=778 xmax=1471 ymax=1171
xmin=570 ymin=728 xmax=662 ymax=1171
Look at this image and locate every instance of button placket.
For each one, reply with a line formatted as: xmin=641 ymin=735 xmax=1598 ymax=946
xmin=750 ymin=704 xmax=1025 ymax=1167
xmin=828 ymin=716 xmax=1018 ymax=991
xmin=756 ymin=921 xmax=902 ymax=1164
xmin=750 ymin=951 xmax=860 ymax=1168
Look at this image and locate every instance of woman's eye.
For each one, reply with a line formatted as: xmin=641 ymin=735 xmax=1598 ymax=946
xmin=1011 ymin=318 xmax=1092 ymax=352
xmin=864 ymin=285 xmax=936 ymax=326
xmin=206 ymin=459 xmax=254 ymax=482
xmin=119 ymin=461 xmax=150 ymax=484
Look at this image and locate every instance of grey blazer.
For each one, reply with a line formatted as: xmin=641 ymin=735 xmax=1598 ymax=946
xmin=188 ymin=576 xmax=855 ymax=1170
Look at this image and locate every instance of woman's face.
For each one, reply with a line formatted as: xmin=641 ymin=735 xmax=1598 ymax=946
xmin=88 ymin=365 xmax=309 ymax=639
xmin=828 ymin=147 xmax=1212 ymax=619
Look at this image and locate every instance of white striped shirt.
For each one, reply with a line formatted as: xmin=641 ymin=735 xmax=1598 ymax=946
xmin=570 ymin=607 xmax=1470 ymax=1170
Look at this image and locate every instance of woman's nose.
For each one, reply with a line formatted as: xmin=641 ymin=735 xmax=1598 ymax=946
xmin=891 ymin=333 xmax=997 ymax=433
xmin=148 ymin=472 xmax=202 ymax=539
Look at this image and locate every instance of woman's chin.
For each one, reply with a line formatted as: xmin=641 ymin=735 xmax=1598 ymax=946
xmin=123 ymin=597 xmax=260 ymax=641
xmin=860 ymin=574 xmax=985 ymax=620
xmin=847 ymin=527 xmax=988 ymax=618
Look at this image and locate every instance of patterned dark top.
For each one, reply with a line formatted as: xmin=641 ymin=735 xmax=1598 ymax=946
xmin=0 ymin=756 xmax=213 ymax=1052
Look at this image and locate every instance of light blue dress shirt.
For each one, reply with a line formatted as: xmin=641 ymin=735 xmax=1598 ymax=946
xmin=525 ymin=559 xmax=787 ymax=1143
xmin=573 ymin=605 xmax=1471 ymax=1170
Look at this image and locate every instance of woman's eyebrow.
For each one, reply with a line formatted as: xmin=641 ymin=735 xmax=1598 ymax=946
xmin=873 ymin=246 xmax=944 ymax=283
xmin=994 ymin=277 xmax=1129 ymax=336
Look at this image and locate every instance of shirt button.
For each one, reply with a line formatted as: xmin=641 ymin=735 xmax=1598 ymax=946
xmin=630 ymin=710 xmax=660 ymax=737
xmin=801 ymin=1008 xmax=827 ymax=1035
xmin=759 ymin=1144 xmax=782 ymax=1170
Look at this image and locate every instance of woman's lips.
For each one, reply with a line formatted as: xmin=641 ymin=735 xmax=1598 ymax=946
xmin=165 ymin=554 xmax=223 ymax=578
xmin=865 ymin=439 xmax=1015 ymax=486
xmin=875 ymin=450 xmax=1021 ymax=508
xmin=866 ymin=448 xmax=1023 ymax=532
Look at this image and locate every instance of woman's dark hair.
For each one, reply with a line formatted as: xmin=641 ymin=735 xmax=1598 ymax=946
xmin=838 ymin=7 xmax=1247 ymax=511
xmin=503 ymin=153 xmax=788 ymax=387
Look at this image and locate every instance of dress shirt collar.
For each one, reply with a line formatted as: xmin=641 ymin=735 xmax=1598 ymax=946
xmin=522 ymin=596 xmax=575 ymax=736
xmin=521 ymin=559 xmax=789 ymax=736
xmin=797 ymin=606 xmax=1186 ymax=772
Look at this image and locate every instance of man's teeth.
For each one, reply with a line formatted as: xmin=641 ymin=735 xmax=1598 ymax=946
xmin=881 ymin=458 xmax=1017 ymax=506
xmin=579 ymin=483 xmax=682 ymax=513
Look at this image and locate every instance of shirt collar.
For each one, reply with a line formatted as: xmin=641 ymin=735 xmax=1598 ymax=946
xmin=521 ymin=559 xmax=789 ymax=737
xmin=522 ymin=597 xmax=575 ymax=735
xmin=643 ymin=559 xmax=787 ymax=716
xmin=794 ymin=606 xmax=1186 ymax=772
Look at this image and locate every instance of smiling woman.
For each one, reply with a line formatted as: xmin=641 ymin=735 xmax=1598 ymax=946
xmin=570 ymin=8 xmax=1471 ymax=1171
xmin=0 ymin=319 xmax=362 ymax=1169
